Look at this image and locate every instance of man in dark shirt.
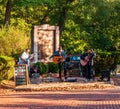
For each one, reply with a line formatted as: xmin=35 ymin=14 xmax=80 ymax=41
xmin=50 ymin=46 xmax=67 ymax=81
xmin=80 ymin=48 xmax=96 ymax=81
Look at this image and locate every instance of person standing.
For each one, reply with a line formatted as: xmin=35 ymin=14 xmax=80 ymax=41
xmin=50 ymin=46 xmax=67 ymax=81
xmin=80 ymin=48 xmax=96 ymax=81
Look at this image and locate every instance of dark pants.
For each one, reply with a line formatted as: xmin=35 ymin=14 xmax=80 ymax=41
xmin=86 ymin=64 xmax=92 ymax=80
xmin=58 ymin=62 xmax=67 ymax=80
xmin=100 ymin=70 xmax=110 ymax=81
xmin=79 ymin=63 xmax=85 ymax=77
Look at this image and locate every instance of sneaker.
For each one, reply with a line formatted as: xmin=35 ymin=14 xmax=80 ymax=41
xmin=84 ymin=79 xmax=88 ymax=82
xmin=58 ymin=78 xmax=63 ymax=82
xmin=90 ymin=79 xmax=93 ymax=82
xmin=63 ymin=79 xmax=67 ymax=82
xmin=98 ymin=79 xmax=103 ymax=82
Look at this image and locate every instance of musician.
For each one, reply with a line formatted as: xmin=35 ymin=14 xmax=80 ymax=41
xmin=49 ymin=46 xmax=67 ymax=81
xmin=80 ymin=48 xmax=96 ymax=81
xmin=19 ymin=48 xmax=33 ymax=76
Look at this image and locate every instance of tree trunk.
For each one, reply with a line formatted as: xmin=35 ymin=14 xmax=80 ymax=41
xmin=4 ymin=0 xmax=12 ymax=27
xmin=58 ymin=0 xmax=74 ymax=37
xmin=58 ymin=6 xmax=67 ymax=37
xmin=40 ymin=8 xmax=53 ymax=25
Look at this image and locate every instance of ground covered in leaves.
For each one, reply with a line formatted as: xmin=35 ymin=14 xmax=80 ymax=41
xmin=0 ymin=77 xmax=119 ymax=95
xmin=15 ymin=81 xmax=118 ymax=91
xmin=0 ymin=80 xmax=15 ymax=95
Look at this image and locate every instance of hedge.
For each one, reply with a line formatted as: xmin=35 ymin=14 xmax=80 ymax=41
xmin=48 ymin=62 xmax=59 ymax=73
xmin=93 ymin=51 xmax=120 ymax=75
xmin=34 ymin=62 xmax=48 ymax=74
xmin=0 ymin=56 xmax=15 ymax=82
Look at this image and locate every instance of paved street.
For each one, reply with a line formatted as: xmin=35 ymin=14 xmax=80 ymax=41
xmin=0 ymin=88 xmax=120 ymax=109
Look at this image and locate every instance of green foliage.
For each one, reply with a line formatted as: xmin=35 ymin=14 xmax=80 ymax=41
xmin=0 ymin=26 xmax=30 ymax=56
xmin=34 ymin=62 xmax=48 ymax=74
xmin=16 ymin=0 xmax=58 ymax=7
xmin=61 ymin=20 xmax=88 ymax=54
xmin=94 ymin=51 xmax=120 ymax=75
xmin=48 ymin=62 xmax=59 ymax=73
xmin=78 ymin=0 xmax=120 ymax=51
xmin=0 ymin=56 xmax=15 ymax=82
xmin=0 ymin=0 xmax=6 ymax=27
xmin=10 ymin=18 xmax=31 ymax=33
xmin=0 ymin=0 xmax=119 ymax=53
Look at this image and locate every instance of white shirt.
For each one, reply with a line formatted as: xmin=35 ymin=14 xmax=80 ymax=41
xmin=19 ymin=52 xmax=30 ymax=66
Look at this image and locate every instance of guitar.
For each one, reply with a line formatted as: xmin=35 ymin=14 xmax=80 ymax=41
xmin=24 ymin=54 xmax=34 ymax=64
xmin=53 ymin=56 xmax=63 ymax=64
xmin=80 ymin=56 xmax=89 ymax=66
xmin=80 ymin=52 xmax=95 ymax=66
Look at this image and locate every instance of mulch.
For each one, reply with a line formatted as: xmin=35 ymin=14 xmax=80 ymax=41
xmin=0 ymin=81 xmax=15 ymax=95
xmin=0 ymin=78 xmax=119 ymax=95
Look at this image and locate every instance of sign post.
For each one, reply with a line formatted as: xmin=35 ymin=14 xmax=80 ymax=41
xmin=14 ymin=64 xmax=30 ymax=86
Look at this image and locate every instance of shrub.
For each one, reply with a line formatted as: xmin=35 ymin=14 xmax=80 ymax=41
xmin=48 ymin=62 xmax=59 ymax=73
xmin=34 ymin=62 xmax=48 ymax=74
xmin=93 ymin=51 xmax=120 ymax=75
xmin=0 ymin=56 xmax=15 ymax=82
xmin=0 ymin=26 xmax=30 ymax=56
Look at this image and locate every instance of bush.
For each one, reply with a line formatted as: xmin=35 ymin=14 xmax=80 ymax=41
xmin=0 ymin=56 xmax=15 ymax=82
xmin=34 ymin=62 xmax=48 ymax=74
xmin=48 ymin=62 xmax=59 ymax=73
xmin=0 ymin=26 xmax=30 ymax=56
xmin=93 ymin=51 xmax=120 ymax=75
